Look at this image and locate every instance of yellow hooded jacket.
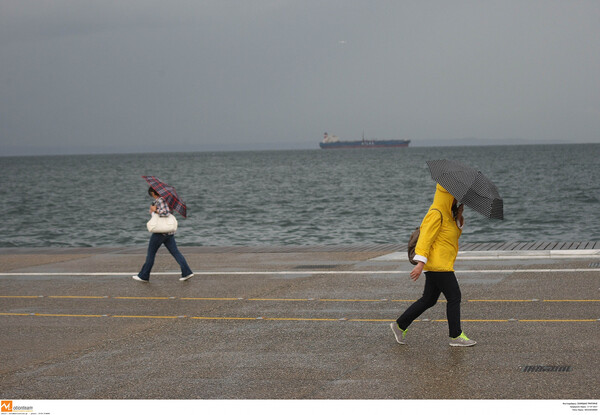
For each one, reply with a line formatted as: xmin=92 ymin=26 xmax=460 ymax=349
xmin=414 ymin=184 xmax=462 ymax=272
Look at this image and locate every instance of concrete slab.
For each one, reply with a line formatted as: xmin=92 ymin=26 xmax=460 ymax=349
xmin=0 ymin=246 xmax=599 ymax=400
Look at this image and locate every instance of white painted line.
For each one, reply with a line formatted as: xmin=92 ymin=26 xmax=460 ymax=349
xmin=371 ymin=249 xmax=600 ymax=261
xmin=0 ymin=269 xmax=598 ymax=277
xmin=459 ymin=249 xmax=600 ymax=260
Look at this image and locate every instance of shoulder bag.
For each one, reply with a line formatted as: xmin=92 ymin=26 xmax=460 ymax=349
xmin=146 ymin=213 xmax=178 ymax=234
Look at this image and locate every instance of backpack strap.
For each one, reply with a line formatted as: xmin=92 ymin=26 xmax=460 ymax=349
xmin=430 ymin=208 xmax=443 ymax=225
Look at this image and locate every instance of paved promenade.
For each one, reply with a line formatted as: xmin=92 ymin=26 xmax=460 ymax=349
xmin=0 ymin=245 xmax=599 ymax=400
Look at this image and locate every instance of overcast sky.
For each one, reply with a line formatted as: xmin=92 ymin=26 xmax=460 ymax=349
xmin=1 ymin=0 xmax=599 ymax=156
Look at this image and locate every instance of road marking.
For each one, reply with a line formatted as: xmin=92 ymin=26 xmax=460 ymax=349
xmin=466 ymin=299 xmax=534 ymax=302
xmin=0 ymin=295 xmax=41 ymax=299
xmin=190 ymin=316 xmax=257 ymax=321
xmin=543 ymin=299 xmax=600 ymax=302
xmin=1 ymin=295 xmax=597 ymax=303
xmin=319 ymin=298 xmax=385 ymax=302
xmin=112 ymin=315 xmax=181 ymax=319
xmin=373 ymin=250 xmax=600 ymax=261
xmin=459 ymin=319 xmax=510 ymax=322
xmin=47 ymin=295 xmax=107 ymax=299
xmin=32 ymin=313 xmax=105 ymax=318
xmin=113 ymin=296 xmax=174 ymax=300
xmin=519 ymin=319 xmax=598 ymax=322
xmin=263 ymin=317 xmax=340 ymax=322
xmin=247 ymin=298 xmax=312 ymax=302
xmin=348 ymin=318 xmax=396 ymax=322
xmin=0 ymin=268 xmax=598 ymax=277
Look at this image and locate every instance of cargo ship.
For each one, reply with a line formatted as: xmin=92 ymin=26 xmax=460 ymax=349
xmin=319 ymin=132 xmax=410 ymax=149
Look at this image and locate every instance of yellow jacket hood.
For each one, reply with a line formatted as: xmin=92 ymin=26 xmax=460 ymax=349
xmin=431 ymin=183 xmax=455 ymax=217
xmin=414 ymin=184 xmax=462 ymax=272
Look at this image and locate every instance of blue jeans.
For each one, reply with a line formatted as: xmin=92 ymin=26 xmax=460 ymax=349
xmin=137 ymin=233 xmax=193 ymax=281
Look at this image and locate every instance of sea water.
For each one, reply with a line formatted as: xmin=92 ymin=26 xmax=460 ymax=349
xmin=1 ymin=143 xmax=599 ymax=247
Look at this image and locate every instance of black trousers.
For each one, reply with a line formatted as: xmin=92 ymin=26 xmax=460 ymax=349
xmin=396 ymin=271 xmax=462 ymax=338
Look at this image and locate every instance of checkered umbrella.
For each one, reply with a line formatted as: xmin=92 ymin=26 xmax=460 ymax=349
xmin=142 ymin=176 xmax=187 ymax=218
xmin=426 ymin=160 xmax=503 ymax=220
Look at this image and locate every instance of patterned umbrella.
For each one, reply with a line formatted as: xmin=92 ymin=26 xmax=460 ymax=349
xmin=142 ymin=176 xmax=187 ymax=218
xmin=426 ymin=160 xmax=503 ymax=220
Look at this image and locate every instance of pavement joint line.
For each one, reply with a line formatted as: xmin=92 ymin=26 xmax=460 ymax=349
xmin=543 ymin=299 xmax=600 ymax=302
xmin=0 ymin=313 xmax=597 ymax=323
xmin=1 ymin=268 xmax=599 ymax=277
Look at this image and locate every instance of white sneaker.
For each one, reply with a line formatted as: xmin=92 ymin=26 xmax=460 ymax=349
xmin=449 ymin=332 xmax=477 ymax=347
xmin=132 ymin=275 xmax=149 ymax=283
xmin=390 ymin=322 xmax=407 ymax=345
xmin=179 ymin=273 xmax=194 ymax=281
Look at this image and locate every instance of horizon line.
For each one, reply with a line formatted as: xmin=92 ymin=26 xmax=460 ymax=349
xmin=1 ymin=139 xmax=598 ymax=158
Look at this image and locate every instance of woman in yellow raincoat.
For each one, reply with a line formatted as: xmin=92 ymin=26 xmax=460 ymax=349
xmin=391 ymin=184 xmax=476 ymax=347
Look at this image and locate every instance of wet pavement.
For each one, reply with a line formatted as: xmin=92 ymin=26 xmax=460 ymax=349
xmin=0 ymin=246 xmax=599 ymax=399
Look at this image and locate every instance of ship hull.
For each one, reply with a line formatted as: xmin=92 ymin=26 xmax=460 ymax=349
xmin=319 ymin=140 xmax=410 ymax=149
